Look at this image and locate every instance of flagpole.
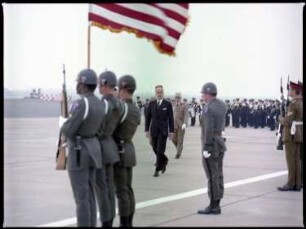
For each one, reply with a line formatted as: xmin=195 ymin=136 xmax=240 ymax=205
xmin=87 ymin=22 xmax=91 ymax=68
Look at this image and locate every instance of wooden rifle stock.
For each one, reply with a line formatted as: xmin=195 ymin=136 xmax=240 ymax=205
xmin=56 ymin=64 xmax=68 ymax=170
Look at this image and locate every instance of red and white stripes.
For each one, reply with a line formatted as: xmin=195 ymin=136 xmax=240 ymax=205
xmin=88 ymin=3 xmax=189 ymax=55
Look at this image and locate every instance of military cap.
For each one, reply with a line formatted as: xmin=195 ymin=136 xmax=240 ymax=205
xmin=201 ymin=82 xmax=217 ymax=94
xmin=118 ymin=75 xmax=136 ymax=90
xmin=289 ymin=81 xmax=301 ymax=91
xmin=174 ymin=92 xmax=182 ymax=98
xmin=99 ymin=70 xmax=117 ymax=86
xmin=76 ymin=68 xmax=98 ymax=85
xmin=298 ymin=81 xmax=303 ymax=88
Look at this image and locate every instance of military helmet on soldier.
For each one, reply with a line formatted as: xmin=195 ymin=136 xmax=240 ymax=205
xmin=118 ymin=75 xmax=137 ymax=90
xmin=76 ymin=69 xmax=98 ymax=85
xmin=201 ymin=82 xmax=217 ymax=94
xmin=99 ymin=71 xmax=117 ymax=86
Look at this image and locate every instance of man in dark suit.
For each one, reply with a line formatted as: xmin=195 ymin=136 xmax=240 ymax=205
xmin=145 ymin=85 xmax=174 ymax=177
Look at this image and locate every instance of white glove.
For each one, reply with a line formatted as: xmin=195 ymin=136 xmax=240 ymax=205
xmin=59 ymin=116 xmax=68 ymax=128
xmin=203 ymin=151 xmax=211 ymax=158
xmin=182 ymin=124 xmax=186 ymax=130
xmin=290 ymin=124 xmax=296 ymax=135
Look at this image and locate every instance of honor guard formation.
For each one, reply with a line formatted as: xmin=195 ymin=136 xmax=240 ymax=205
xmin=57 ymin=68 xmax=303 ymax=227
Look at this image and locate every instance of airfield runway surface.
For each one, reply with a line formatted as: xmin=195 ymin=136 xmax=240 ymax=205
xmin=4 ymin=113 xmax=304 ymax=227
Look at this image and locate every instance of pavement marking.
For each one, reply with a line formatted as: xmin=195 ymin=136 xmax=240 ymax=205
xmin=38 ymin=170 xmax=288 ymax=227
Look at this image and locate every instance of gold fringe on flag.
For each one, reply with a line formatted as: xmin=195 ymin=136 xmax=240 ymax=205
xmin=91 ymin=21 xmax=176 ymax=57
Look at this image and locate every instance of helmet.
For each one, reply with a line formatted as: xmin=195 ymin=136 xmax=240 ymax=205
xmin=76 ymin=69 xmax=97 ymax=85
xmin=118 ymin=75 xmax=136 ymax=90
xmin=99 ymin=71 xmax=117 ymax=86
xmin=201 ymin=82 xmax=217 ymax=94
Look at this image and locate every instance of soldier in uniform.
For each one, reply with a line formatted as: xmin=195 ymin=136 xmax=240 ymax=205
xmin=277 ymin=81 xmax=303 ymax=191
xmin=197 ymin=82 xmax=227 ymax=215
xmin=95 ymin=71 xmax=124 ymax=227
xmin=225 ymin=100 xmax=231 ymax=127
xmin=248 ymin=99 xmax=254 ymax=127
xmin=59 ymin=69 xmax=107 ymax=227
xmin=298 ymin=81 xmax=303 ymax=187
xmin=113 ymin=75 xmax=141 ymax=227
xmin=240 ymin=101 xmax=248 ymax=128
xmin=172 ymin=92 xmax=188 ymax=159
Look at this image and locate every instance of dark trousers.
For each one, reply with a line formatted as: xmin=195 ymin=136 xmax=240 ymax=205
xmin=225 ymin=115 xmax=230 ymax=127
xmin=95 ymin=164 xmax=115 ymax=223
xmin=191 ymin=117 xmax=196 ymax=126
xmin=301 ymin=143 xmax=303 ymax=185
xmin=68 ymin=164 xmax=97 ymax=227
xmin=151 ymin=134 xmax=168 ymax=171
xmin=202 ymin=151 xmax=225 ymax=201
xmin=113 ymin=165 xmax=135 ymax=217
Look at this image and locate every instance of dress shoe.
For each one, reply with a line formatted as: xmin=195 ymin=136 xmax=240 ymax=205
xmin=153 ymin=171 xmax=159 ymax=177
xmin=277 ymin=184 xmax=295 ymax=191
xmin=175 ymin=153 xmax=180 ymax=159
xmin=162 ymin=166 xmax=166 ymax=174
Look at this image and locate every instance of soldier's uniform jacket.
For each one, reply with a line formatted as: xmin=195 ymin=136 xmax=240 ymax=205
xmin=173 ymin=101 xmax=188 ymax=129
xmin=61 ymin=92 xmax=106 ymax=171
xmin=98 ymin=94 xmax=124 ymax=165
xmin=112 ymin=98 xmax=141 ymax=167
xmin=201 ymin=98 xmax=227 ymax=154
xmin=279 ymin=98 xmax=303 ymax=143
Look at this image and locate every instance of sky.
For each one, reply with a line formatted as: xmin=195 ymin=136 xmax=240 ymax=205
xmin=3 ymin=3 xmax=304 ymax=100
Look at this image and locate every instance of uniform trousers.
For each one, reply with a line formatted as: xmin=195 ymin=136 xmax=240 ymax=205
xmin=95 ymin=163 xmax=115 ymax=223
xmin=285 ymin=141 xmax=301 ymax=187
xmin=113 ymin=164 xmax=135 ymax=217
xmin=68 ymin=157 xmax=97 ymax=227
xmin=202 ymin=151 xmax=225 ymax=201
xmin=172 ymin=127 xmax=185 ymax=156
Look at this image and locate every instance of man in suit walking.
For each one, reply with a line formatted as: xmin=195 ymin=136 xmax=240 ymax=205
xmin=145 ymin=85 xmax=174 ymax=177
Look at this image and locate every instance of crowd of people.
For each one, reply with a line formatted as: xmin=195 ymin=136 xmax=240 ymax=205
xmin=135 ymin=96 xmax=283 ymax=131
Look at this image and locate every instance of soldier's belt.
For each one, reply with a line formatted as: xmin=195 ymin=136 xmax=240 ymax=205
xmin=77 ymin=135 xmax=97 ymax=139
xmin=290 ymin=121 xmax=303 ymax=135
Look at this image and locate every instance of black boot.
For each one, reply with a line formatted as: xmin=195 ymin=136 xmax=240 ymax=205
xmin=197 ymin=199 xmax=212 ymax=214
xmin=197 ymin=199 xmax=221 ymax=215
xmin=120 ymin=216 xmax=130 ymax=227
xmin=102 ymin=221 xmax=111 ymax=227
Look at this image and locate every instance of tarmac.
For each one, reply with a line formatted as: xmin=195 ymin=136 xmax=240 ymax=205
xmin=3 ymin=116 xmax=304 ymax=227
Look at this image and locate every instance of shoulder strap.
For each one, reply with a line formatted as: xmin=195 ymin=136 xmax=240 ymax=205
xmin=103 ymin=99 xmax=109 ymax=115
xmin=120 ymin=102 xmax=129 ymax=124
xmin=83 ymin=97 xmax=89 ymax=120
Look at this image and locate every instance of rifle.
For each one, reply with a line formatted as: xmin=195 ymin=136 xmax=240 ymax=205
xmin=55 ymin=64 xmax=69 ymax=170
xmin=286 ymin=75 xmax=290 ymax=107
xmin=276 ymin=77 xmax=285 ymax=150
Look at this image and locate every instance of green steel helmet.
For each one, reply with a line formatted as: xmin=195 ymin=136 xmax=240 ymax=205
xmin=201 ymin=82 xmax=217 ymax=94
xmin=118 ymin=75 xmax=137 ymax=90
xmin=99 ymin=71 xmax=117 ymax=86
xmin=76 ymin=69 xmax=98 ymax=85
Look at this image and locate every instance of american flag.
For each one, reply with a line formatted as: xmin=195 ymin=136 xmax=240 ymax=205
xmin=88 ymin=3 xmax=189 ymax=56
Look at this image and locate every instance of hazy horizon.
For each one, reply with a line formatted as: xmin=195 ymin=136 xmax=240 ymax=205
xmin=4 ymin=3 xmax=304 ymax=99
